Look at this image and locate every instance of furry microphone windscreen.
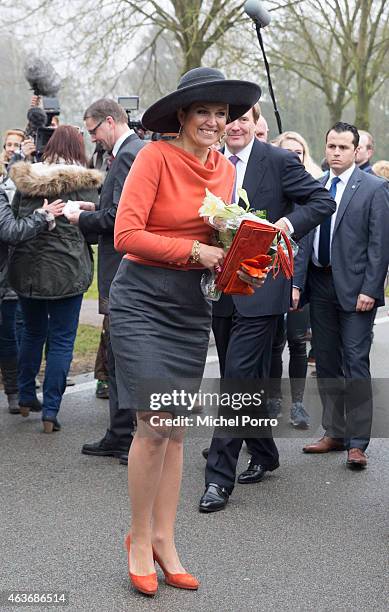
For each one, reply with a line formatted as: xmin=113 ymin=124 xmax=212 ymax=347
xmin=24 ymin=56 xmax=62 ymax=97
xmin=26 ymin=107 xmax=48 ymax=130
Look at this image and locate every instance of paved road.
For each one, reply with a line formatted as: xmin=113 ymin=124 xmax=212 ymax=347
xmin=78 ymin=299 xmax=103 ymax=328
xmin=1 ymin=307 xmax=388 ymax=611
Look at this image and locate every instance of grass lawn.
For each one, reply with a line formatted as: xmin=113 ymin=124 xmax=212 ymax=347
xmin=70 ymin=324 xmax=101 ymax=375
xmin=84 ymin=271 xmax=98 ymax=300
xmin=69 ymin=244 xmax=100 ymax=373
xmin=74 ymin=324 xmax=101 ymax=355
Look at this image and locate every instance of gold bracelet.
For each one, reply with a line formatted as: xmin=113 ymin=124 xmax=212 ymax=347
xmin=189 ymin=240 xmax=201 ymax=263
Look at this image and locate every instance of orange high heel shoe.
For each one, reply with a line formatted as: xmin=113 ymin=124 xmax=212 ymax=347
xmin=124 ymin=534 xmax=158 ymax=596
xmin=152 ymin=548 xmax=199 ymax=590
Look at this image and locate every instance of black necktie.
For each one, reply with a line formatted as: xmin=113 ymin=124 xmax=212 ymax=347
xmin=318 ymin=176 xmax=340 ymax=267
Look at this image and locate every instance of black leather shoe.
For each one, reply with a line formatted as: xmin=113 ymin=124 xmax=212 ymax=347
xmin=237 ymin=459 xmax=279 ymax=484
xmin=119 ymin=453 xmax=129 ymax=465
xmin=202 ymin=447 xmax=209 ymax=459
xmin=81 ymin=437 xmax=129 ymax=458
xmin=199 ymin=483 xmax=229 ymax=513
xmin=244 ymin=443 xmax=253 ymax=456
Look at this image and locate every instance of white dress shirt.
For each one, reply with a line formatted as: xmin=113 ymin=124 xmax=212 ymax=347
xmin=225 ymin=138 xmax=295 ymax=235
xmin=112 ymin=127 xmax=134 ymax=158
xmin=312 ymin=163 xmax=356 ymax=265
xmin=224 ymin=138 xmax=255 ymax=202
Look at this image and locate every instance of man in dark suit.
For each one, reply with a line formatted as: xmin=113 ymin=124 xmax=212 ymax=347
xmin=66 ymin=99 xmax=145 ymax=465
xmin=199 ymin=106 xmax=336 ymax=512
xmin=297 ymin=122 xmax=389 ymax=468
xmin=355 ymin=130 xmax=375 ymax=174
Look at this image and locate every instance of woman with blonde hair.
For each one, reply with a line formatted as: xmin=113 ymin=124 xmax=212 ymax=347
xmin=0 ymin=129 xmax=26 ymax=203
xmin=372 ymin=160 xmax=389 ymax=180
xmin=277 ymin=130 xmax=322 ymax=178
xmin=0 ymin=129 xmax=25 ymax=177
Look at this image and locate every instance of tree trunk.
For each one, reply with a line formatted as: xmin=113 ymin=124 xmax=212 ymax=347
xmin=354 ymin=96 xmax=370 ymax=130
xmin=327 ymin=103 xmax=341 ymax=127
xmin=353 ymin=0 xmax=370 ymax=130
xmin=182 ymin=42 xmax=205 ymax=72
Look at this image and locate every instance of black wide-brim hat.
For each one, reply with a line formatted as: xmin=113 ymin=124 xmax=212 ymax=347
xmin=142 ymin=67 xmax=261 ymax=133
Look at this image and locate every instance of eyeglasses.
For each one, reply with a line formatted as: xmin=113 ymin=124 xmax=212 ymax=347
xmin=87 ymin=118 xmax=106 ymax=136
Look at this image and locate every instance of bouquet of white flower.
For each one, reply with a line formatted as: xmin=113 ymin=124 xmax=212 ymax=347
xmin=198 ymin=189 xmax=297 ymax=300
xmin=199 ymin=188 xmax=267 ymax=250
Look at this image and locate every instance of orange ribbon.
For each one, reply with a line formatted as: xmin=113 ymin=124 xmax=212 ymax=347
xmin=224 ymin=254 xmax=272 ymax=295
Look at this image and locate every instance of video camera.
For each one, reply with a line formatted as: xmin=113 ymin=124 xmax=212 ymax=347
xmin=27 ymin=98 xmax=61 ymax=157
xmin=118 ymin=96 xmax=147 ymax=138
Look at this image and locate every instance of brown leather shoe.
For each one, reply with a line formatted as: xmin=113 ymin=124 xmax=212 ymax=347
xmin=303 ymin=436 xmax=345 ymax=453
xmin=346 ymin=448 xmax=367 ymax=469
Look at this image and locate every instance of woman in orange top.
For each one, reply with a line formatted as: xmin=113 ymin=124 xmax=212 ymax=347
xmin=110 ymin=67 xmax=261 ymax=596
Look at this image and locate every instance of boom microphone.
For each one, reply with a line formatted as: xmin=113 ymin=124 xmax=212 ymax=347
xmin=244 ymin=0 xmax=271 ymax=28
xmin=24 ymin=56 xmax=62 ymax=97
xmin=244 ymin=0 xmax=282 ymax=133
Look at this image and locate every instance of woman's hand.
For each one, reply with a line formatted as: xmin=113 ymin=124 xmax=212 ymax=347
xmin=198 ymin=244 xmax=225 ymax=270
xmin=64 ymin=210 xmax=82 ymax=225
xmin=30 ymin=94 xmax=42 ymax=107
xmin=290 ymin=287 xmax=301 ymax=310
xmin=237 ymin=267 xmax=267 ymax=289
xmin=42 ymin=198 xmax=65 ymax=217
xmin=78 ymin=201 xmax=95 ymax=211
xmin=21 ymin=138 xmax=36 ymax=159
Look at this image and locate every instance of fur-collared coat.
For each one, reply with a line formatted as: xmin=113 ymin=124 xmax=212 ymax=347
xmin=8 ymin=161 xmax=103 ymax=300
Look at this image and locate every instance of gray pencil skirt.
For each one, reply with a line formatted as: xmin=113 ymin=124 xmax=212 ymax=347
xmin=109 ymin=259 xmax=211 ymax=413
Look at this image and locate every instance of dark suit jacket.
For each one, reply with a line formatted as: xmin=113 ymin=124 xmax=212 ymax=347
xmin=297 ymin=166 xmax=389 ymax=310
xmin=79 ymin=133 xmax=145 ymax=313
xmin=213 ymin=139 xmax=336 ymax=318
xmin=359 ymin=161 xmax=374 ymax=175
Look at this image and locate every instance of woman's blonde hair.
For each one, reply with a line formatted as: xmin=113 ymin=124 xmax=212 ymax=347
xmin=0 ymin=129 xmax=25 ymax=175
xmin=372 ymin=160 xmax=389 ymax=180
xmin=277 ymin=131 xmax=322 ymax=179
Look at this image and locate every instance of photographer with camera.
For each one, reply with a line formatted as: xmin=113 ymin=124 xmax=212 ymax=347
xmin=0 ymin=129 xmax=26 ymax=202
xmin=0 ymin=129 xmax=25 ymax=176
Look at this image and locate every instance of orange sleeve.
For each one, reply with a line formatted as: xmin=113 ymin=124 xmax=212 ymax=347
xmin=114 ymin=146 xmax=193 ymax=264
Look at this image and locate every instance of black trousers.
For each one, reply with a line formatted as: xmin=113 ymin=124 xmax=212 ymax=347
xmin=309 ymin=265 xmax=375 ymax=450
xmin=105 ymin=317 xmax=135 ymax=448
xmin=206 ymin=310 xmax=280 ymax=492
xmin=268 ymin=306 xmax=309 ymax=403
xmin=212 ymin=314 xmax=258 ymax=456
xmin=94 ymin=315 xmax=109 ymax=381
xmin=211 ymin=315 xmax=233 ymax=379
